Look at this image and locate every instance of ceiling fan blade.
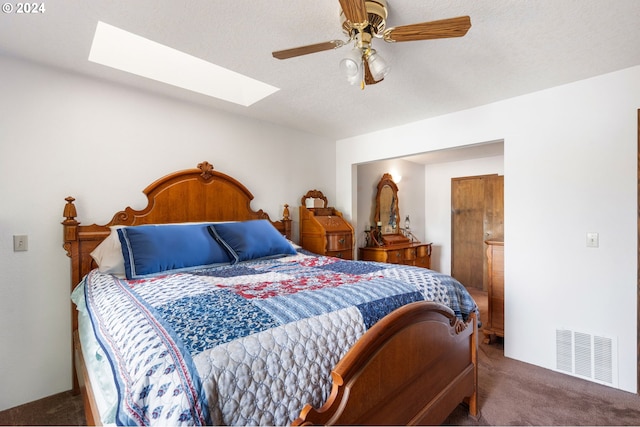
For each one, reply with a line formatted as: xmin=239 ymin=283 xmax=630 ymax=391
xmin=339 ymin=0 xmax=368 ymax=27
xmin=272 ymin=40 xmax=345 ymax=60
xmin=383 ymin=16 xmax=471 ymax=42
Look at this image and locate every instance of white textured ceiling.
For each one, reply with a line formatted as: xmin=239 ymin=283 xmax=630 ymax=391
xmin=2 ymin=1 xmax=640 ymax=140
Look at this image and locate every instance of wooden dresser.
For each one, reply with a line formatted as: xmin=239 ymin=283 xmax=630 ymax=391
xmin=484 ymin=240 xmax=504 ymax=343
xmin=359 ymin=242 xmax=432 ymax=268
xmin=299 ymin=191 xmax=354 ymax=260
xmin=360 ymin=173 xmax=431 ymax=269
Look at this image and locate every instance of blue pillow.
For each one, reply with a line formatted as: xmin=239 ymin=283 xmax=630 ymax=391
xmin=117 ymin=224 xmax=234 ymax=279
xmin=209 ymin=220 xmax=297 ymax=263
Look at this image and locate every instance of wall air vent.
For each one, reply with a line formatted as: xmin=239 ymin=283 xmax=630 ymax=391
xmin=555 ymin=328 xmax=617 ymax=387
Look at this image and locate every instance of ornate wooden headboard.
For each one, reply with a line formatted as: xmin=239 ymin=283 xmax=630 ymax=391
xmin=62 ymin=161 xmax=292 ymax=292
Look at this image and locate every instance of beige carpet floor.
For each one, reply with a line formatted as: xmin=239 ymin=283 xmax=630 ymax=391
xmin=0 ymin=390 xmax=85 ymax=426
xmin=444 ymin=288 xmax=640 ymax=426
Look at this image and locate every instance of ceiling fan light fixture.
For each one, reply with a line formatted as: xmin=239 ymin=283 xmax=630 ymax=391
xmin=366 ymin=50 xmax=389 ymax=81
xmin=340 ymin=48 xmax=363 ymax=85
xmin=272 ymin=1 xmax=471 ymax=87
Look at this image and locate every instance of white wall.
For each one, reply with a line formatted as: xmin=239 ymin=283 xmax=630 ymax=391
xmin=425 ymin=155 xmax=504 ymax=273
xmin=0 ymin=55 xmax=336 ymax=411
xmin=336 ymin=66 xmax=639 ymax=393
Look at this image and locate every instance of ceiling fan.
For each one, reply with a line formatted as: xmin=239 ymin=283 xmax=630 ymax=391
xmin=272 ymin=0 xmax=471 ymax=89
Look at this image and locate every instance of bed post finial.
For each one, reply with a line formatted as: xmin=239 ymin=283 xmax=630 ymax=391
xmin=63 ymin=196 xmax=79 ymax=226
xmin=197 ymin=161 xmax=214 ymax=180
xmin=283 ymin=204 xmax=290 ymax=220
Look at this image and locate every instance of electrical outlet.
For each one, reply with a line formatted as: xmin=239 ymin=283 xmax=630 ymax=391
xmin=13 ymin=235 xmax=28 ymax=252
xmin=586 ymin=232 xmax=599 ymax=248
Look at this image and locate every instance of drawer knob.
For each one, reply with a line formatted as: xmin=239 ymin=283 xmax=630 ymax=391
xmin=339 ymin=238 xmax=345 ymax=245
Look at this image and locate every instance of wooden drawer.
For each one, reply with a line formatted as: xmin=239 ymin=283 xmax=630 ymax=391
xmin=359 ymin=248 xmax=387 ymax=263
xmin=360 ymin=243 xmax=432 ymax=268
xmin=417 ymin=245 xmax=430 ymax=258
xmin=326 ymin=249 xmax=353 ymax=260
xmin=403 ymin=247 xmax=417 ymax=262
xmin=326 ymin=233 xmax=352 ymax=252
xmin=386 ymin=249 xmax=404 ymax=264
xmin=414 ymin=256 xmax=430 ymax=269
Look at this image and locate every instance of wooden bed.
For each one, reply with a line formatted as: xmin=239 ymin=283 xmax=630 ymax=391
xmin=62 ymin=161 xmax=479 ymax=426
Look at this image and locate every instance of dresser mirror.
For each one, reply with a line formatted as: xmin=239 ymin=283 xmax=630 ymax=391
xmin=375 ymin=173 xmax=401 ymax=235
xmin=371 ymin=173 xmax=412 ymax=247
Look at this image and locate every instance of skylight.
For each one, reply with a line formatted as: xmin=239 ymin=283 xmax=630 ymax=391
xmin=88 ymin=21 xmax=279 ymax=107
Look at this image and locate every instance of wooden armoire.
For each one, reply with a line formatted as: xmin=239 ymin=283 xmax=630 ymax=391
xmin=483 ymin=240 xmax=504 ymax=343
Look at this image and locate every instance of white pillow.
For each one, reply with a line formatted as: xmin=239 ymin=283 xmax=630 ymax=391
xmin=90 ymin=226 xmax=126 ymax=277
xmin=288 ymin=239 xmax=301 ymax=249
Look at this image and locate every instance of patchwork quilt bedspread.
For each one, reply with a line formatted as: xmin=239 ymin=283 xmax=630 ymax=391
xmin=80 ymin=250 xmax=479 ymax=426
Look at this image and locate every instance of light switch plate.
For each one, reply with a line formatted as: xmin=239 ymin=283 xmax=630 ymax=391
xmin=586 ymin=232 xmax=599 ymax=248
xmin=13 ymin=235 xmax=28 ymax=251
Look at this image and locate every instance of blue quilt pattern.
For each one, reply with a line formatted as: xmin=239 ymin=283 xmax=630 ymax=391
xmin=82 ymin=251 xmax=479 ymax=426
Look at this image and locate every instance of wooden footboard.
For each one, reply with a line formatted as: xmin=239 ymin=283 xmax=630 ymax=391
xmin=73 ymin=302 xmax=478 ymax=427
xmin=293 ymin=301 xmax=479 ymax=426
